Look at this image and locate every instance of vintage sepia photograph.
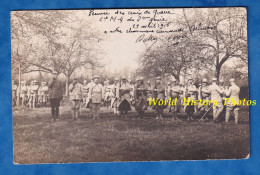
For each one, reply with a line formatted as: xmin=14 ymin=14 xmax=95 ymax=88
xmin=11 ymin=7 xmax=249 ymax=164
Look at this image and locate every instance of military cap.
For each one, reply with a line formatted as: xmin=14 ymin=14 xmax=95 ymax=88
xmin=229 ymin=78 xmax=235 ymax=82
xmin=138 ymin=77 xmax=144 ymax=81
xmin=42 ymin=81 xmax=46 ymax=84
xmin=212 ymin=77 xmax=217 ymax=81
xmin=21 ymin=80 xmax=26 ymax=84
xmin=115 ymin=77 xmax=119 ymax=81
xmin=52 ymin=71 xmax=58 ymax=74
xmin=202 ymin=78 xmax=207 ymax=83
xmin=219 ymin=79 xmax=224 ymax=83
xmin=93 ymin=75 xmax=99 ymax=80
xmin=167 ymin=81 xmax=171 ymax=85
xmin=147 ymin=81 xmax=150 ymax=84
xmin=156 ymin=77 xmax=161 ymax=80
xmin=121 ymin=77 xmax=127 ymax=80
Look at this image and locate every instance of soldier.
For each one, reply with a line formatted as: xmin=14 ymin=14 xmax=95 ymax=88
xmin=82 ymin=80 xmax=88 ymax=104
xmin=118 ymin=77 xmax=132 ymax=116
xmin=111 ymin=77 xmax=120 ymax=114
xmin=169 ymin=77 xmax=181 ymax=121
xmin=225 ymin=78 xmax=240 ymax=124
xmin=38 ymin=81 xmax=49 ymax=108
xmin=208 ymin=78 xmax=224 ymax=122
xmin=165 ymin=81 xmax=172 ymax=99
xmin=84 ymin=79 xmax=94 ymax=108
xmin=69 ymin=78 xmax=83 ymax=120
xmin=28 ymin=80 xmax=39 ymax=108
xmin=12 ymin=80 xmax=18 ymax=106
xmin=198 ymin=78 xmax=211 ymax=120
xmin=88 ymin=76 xmax=104 ymax=119
xmin=134 ymin=77 xmax=148 ymax=117
xmin=153 ymin=77 xmax=167 ymax=120
xmin=48 ymin=71 xmax=63 ymax=121
xmin=184 ymin=78 xmax=197 ymax=121
xmin=129 ymin=79 xmax=135 ymax=105
xmin=104 ymin=80 xmax=113 ymax=107
xmin=146 ymin=81 xmax=153 ymax=108
xmin=18 ymin=80 xmax=28 ymax=107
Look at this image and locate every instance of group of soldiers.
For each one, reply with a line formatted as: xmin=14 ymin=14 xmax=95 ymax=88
xmin=12 ymin=80 xmax=49 ymax=108
xmin=12 ymin=71 xmax=241 ymax=124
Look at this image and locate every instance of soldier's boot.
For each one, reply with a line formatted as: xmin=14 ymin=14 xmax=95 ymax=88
xmin=234 ymin=111 xmax=239 ymax=125
xmin=225 ymin=111 xmax=231 ymax=123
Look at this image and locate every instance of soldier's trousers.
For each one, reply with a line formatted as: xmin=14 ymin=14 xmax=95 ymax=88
xmin=71 ymin=100 xmax=81 ymax=119
xmin=50 ymin=98 xmax=61 ymax=119
xmin=91 ymin=103 xmax=101 ymax=118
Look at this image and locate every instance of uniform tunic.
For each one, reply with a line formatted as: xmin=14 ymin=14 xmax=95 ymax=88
xmin=225 ymin=84 xmax=240 ymax=111
xmin=134 ymin=83 xmax=147 ymax=113
xmin=38 ymin=85 xmax=49 ymax=103
xmin=28 ymin=85 xmax=39 ymax=103
xmin=89 ymin=83 xmax=104 ymax=118
xmin=169 ymin=85 xmax=180 ymax=112
xmin=69 ymin=83 xmax=83 ymax=110
xmin=153 ymin=83 xmax=167 ymax=113
xmin=118 ymin=83 xmax=131 ymax=112
xmin=185 ymin=84 xmax=197 ymax=114
xmin=198 ymin=85 xmax=210 ymax=111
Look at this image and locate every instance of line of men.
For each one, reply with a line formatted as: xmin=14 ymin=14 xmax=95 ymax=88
xmin=12 ymin=71 xmax=241 ymax=124
xmin=12 ymin=80 xmax=49 ymax=108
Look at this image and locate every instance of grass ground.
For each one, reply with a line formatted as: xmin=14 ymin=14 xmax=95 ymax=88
xmin=13 ymin=105 xmax=250 ymax=164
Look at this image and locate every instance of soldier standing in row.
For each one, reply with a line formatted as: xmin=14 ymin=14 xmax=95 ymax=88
xmin=153 ymin=77 xmax=166 ymax=120
xmin=88 ymin=76 xmax=104 ymax=119
xmin=111 ymin=78 xmax=120 ymax=114
xmin=48 ymin=71 xmax=63 ymax=121
xmin=146 ymin=81 xmax=153 ymax=108
xmin=69 ymin=78 xmax=83 ymax=120
xmin=118 ymin=77 xmax=132 ymax=116
xmin=104 ymin=80 xmax=113 ymax=107
xmin=38 ymin=81 xmax=48 ymax=108
xmin=18 ymin=80 xmax=28 ymax=107
xmin=134 ymin=77 xmax=148 ymax=117
xmin=169 ymin=77 xmax=180 ymax=121
xmin=198 ymin=78 xmax=211 ymax=120
xmin=28 ymin=80 xmax=39 ymax=108
xmin=185 ymin=78 xmax=197 ymax=121
xmin=225 ymin=78 xmax=240 ymax=124
xmin=12 ymin=80 xmax=18 ymax=106
xmin=208 ymin=78 xmax=224 ymax=122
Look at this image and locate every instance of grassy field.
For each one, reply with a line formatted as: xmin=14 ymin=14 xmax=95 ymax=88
xmin=13 ymin=105 xmax=250 ymax=164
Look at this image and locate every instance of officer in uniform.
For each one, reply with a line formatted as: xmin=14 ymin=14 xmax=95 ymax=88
xmin=82 ymin=80 xmax=88 ymax=104
xmin=28 ymin=80 xmax=39 ymax=108
xmin=48 ymin=71 xmax=63 ymax=121
xmin=111 ymin=77 xmax=120 ymax=114
xmin=134 ymin=77 xmax=148 ymax=117
xmin=153 ymin=77 xmax=167 ymax=120
xmin=38 ymin=81 xmax=49 ymax=108
xmin=88 ymin=75 xmax=104 ymax=119
xmin=169 ymin=77 xmax=181 ymax=121
xmin=12 ymin=80 xmax=18 ymax=106
xmin=118 ymin=77 xmax=132 ymax=116
xmin=69 ymin=78 xmax=83 ymax=120
xmin=208 ymin=77 xmax=224 ymax=122
xmin=225 ymin=78 xmax=240 ymax=124
xmin=198 ymin=78 xmax=211 ymax=120
xmin=185 ymin=78 xmax=197 ymax=121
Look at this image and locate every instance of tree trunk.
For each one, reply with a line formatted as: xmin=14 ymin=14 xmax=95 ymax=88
xmin=65 ymin=75 xmax=70 ymax=96
xmin=215 ymin=65 xmax=221 ymax=84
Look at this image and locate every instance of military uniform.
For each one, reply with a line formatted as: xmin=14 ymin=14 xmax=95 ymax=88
xmin=12 ymin=81 xmax=18 ymax=106
xmin=169 ymin=78 xmax=180 ymax=120
xmin=111 ymin=79 xmax=120 ymax=114
xmin=28 ymin=80 xmax=39 ymax=108
xmin=134 ymin=78 xmax=147 ymax=115
xmin=69 ymin=81 xmax=83 ymax=120
xmin=153 ymin=77 xmax=167 ymax=119
xmin=89 ymin=77 xmax=104 ymax=119
xmin=18 ymin=81 xmax=28 ymax=106
xmin=104 ymin=81 xmax=114 ymax=107
xmin=184 ymin=79 xmax=197 ymax=120
xmin=208 ymin=78 xmax=224 ymax=121
xmin=48 ymin=75 xmax=63 ymax=121
xmin=38 ymin=82 xmax=48 ymax=107
xmin=225 ymin=78 xmax=240 ymax=124
xmin=118 ymin=80 xmax=132 ymax=116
